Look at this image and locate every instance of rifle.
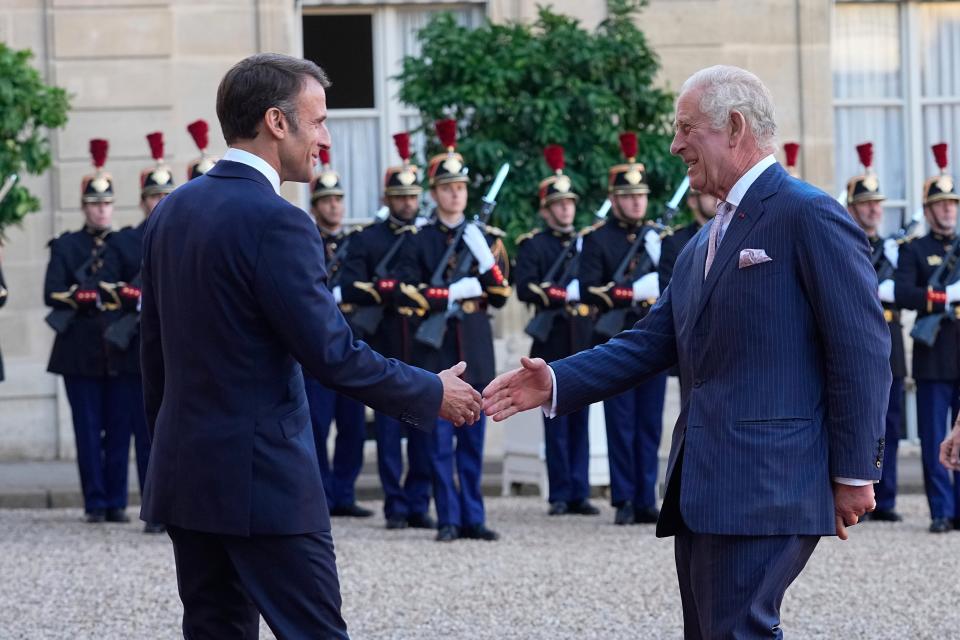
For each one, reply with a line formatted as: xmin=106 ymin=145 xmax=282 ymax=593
xmin=44 ymin=251 xmax=101 ymax=334
xmin=524 ymin=236 xmax=582 ymax=343
xmin=103 ymin=273 xmax=142 ymax=351
xmin=910 ymin=235 xmax=960 ymax=347
xmin=327 ymin=231 xmax=355 ymax=289
xmin=874 ymin=211 xmax=922 ymax=283
xmin=0 ymin=175 xmax=17 ymax=205
xmin=349 ymin=227 xmax=412 ymax=337
xmin=414 ymin=163 xmax=510 ymax=349
xmin=593 ymin=179 xmax=688 ymax=339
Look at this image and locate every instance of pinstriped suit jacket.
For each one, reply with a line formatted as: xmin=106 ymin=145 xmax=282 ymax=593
xmin=552 ymin=163 xmax=890 ymax=537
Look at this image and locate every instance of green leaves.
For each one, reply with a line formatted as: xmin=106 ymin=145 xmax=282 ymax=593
xmin=0 ymin=43 xmax=70 ymax=237
xmin=396 ymin=0 xmax=687 ymax=248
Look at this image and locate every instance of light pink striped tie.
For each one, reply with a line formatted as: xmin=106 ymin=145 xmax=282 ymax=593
xmin=704 ymin=201 xmax=733 ymax=278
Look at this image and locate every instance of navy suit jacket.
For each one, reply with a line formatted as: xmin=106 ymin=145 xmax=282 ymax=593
xmin=139 ymin=160 xmax=442 ymax=536
xmin=552 ymin=163 xmax=890 ymax=537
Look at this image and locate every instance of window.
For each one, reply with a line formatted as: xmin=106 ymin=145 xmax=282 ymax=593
xmin=301 ymin=3 xmax=487 ymax=220
xmin=833 ymin=2 xmax=960 ymax=232
xmin=303 ymin=15 xmax=376 ymax=109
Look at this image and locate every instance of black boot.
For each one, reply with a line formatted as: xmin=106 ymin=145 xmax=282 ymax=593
xmin=614 ymin=501 xmax=635 ymax=526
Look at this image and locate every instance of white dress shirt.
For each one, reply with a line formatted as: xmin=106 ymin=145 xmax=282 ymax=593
xmin=543 ymin=155 xmax=871 ymax=487
xmin=222 ymin=147 xmax=281 ymax=195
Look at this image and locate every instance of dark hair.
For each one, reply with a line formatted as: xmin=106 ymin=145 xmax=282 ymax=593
xmin=216 ymin=53 xmax=331 ymax=144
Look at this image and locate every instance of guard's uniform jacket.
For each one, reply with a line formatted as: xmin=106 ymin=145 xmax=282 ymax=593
xmin=580 ymin=218 xmax=665 ymax=338
xmin=44 ymin=225 xmax=120 ymax=376
xmin=513 ymin=227 xmax=592 ymax=362
xmin=339 ymin=217 xmax=419 ymax=360
xmin=397 ymin=218 xmax=511 ymax=389
xmin=870 ymin=235 xmax=907 ymax=378
xmin=103 ymin=222 xmax=146 ymax=375
xmin=896 ymin=232 xmax=960 ymax=381
xmin=658 ymin=222 xmax=700 ymax=294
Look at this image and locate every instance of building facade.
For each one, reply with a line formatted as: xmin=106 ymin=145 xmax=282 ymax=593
xmin=0 ymin=0 xmax=953 ymax=459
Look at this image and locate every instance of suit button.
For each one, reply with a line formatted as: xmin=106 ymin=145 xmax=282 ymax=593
xmin=693 ymin=379 xmax=703 ymax=388
xmin=876 ymin=460 xmax=882 ymax=468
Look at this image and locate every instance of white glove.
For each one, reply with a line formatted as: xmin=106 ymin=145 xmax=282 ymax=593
xmin=333 ymin=286 xmax=343 ymax=304
xmin=883 ymin=238 xmax=899 ymax=269
xmin=878 ymin=279 xmax=895 ymax=303
xmin=947 ymin=281 xmax=960 ymax=304
xmin=632 ymin=272 xmax=660 ymax=302
xmin=644 ymin=228 xmax=662 ymax=267
xmin=448 ymin=277 xmax=483 ymax=302
xmin=462 ymin=223 xmax=496 ymax=274
xmin=565 ymin=279 xmax=581 ymax=302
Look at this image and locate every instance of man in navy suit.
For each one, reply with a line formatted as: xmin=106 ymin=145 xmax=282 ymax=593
xmin=139 ymin=53 xmax=481 ymax=639
xmin=484 ymin=65 xmax=889 ymax=638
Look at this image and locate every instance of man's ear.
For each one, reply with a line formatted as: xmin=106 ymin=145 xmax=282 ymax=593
xmin=262 ymin=106 xmax=287 ymax=141
xmin=728 ymin=110 xmax=747 ymax=147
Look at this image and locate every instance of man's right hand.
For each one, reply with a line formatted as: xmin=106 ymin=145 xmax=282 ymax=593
xmin=482 ymin=357 xmax=554 ymax=422
xmin=438 ymin=361 xmax=482 ymax=427
xmin=940 ymin=419 xmax=960 ymax=471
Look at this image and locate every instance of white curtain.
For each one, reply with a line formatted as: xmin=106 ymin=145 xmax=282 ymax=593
xmin=920 ymin=4 xmax=960 ymax=179
xmin=832 ymin=3 xmax=905 ymax=232
xmin=322 ymin=5 xmax=486 ymax=220
xmin=327 ymin=118 xmax=381 ymax=220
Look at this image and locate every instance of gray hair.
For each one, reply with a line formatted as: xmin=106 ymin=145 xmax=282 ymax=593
xmin=679 ymin=65 xmax=777 ymax=153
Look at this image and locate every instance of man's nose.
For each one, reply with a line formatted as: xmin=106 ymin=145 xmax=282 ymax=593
xmin=669 ymin=133 xmax=682 ymax=156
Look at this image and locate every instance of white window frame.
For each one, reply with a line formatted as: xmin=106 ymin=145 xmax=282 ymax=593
xmin=834 ymin=1 xmax=960 ymax=227
xmin=299 ymin=2 xmax=489 ymax=220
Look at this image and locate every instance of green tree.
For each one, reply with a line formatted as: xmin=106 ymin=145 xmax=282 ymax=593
xmin=0 ymin=44 xmax=70 ymax=238
xmin=396 ymin=0 xmax=686 ymax=246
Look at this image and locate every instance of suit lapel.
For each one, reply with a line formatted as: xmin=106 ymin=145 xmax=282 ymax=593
xmin=687 ymin=228 xmax=709 ymax=308
xmin=692 ymin=163 xmax=785 ymax=324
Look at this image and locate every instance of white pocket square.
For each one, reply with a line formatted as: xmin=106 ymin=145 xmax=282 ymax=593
xmin=739 ymin=248 xmax=772 ymax=269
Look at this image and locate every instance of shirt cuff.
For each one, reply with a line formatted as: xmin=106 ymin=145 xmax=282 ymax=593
xmin=833 ymin=477 xmax=874 ymax=486
xmin=541 ymin=365 xmax=558 ymax=419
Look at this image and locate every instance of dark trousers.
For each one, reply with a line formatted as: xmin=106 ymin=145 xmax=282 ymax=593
xmin=674 ymin=524 xmax=819 ymax=639
xmin=875 ymin=376 xmax=903 ymax=512
xmin=430 ymin=415 xmax=486 ymax=528
xmin=304 ymin=376 xmax=367 ymax=508
xmin=544 ymin=407 xmax=591 ymax=504
xmin=916 ymin=380 xmax=960 ymax=519
xmin=375 ymin=412 xmax=432 ymax=520
xmin=63 ymin=374 xmax=135 ymax=513
xmin=167 ymin=525 xmax=348 ymax=640
xmin=602 ymin=373 xmax=667 ymax=508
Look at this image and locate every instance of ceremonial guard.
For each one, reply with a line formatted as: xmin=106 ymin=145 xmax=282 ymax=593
xmin=514 ymin=145 xmax=598 ymax=517
xmin=396 ymin=119 xmax=511 ymax=542
xmin=186 ymin=119 xmax=218 ymax=180
xmin=338 ymin=132 xmax=435 ymax=530
xmin=306 ymin=149 xmax=371 ymax=518
xmin=658 ymin=187 xmax=718 ymax=294
xmin=896 ymin=143 xmax=960 ymax=532
xmin=579 ymin=132 xmax=668 ymax=526
xmin=844 ymin=142 xmax=906 ymax=524
xmin=43 ymin=140 xmax=131 ymax=523
xmin=103 ymin=132 xmax=175 ymax=533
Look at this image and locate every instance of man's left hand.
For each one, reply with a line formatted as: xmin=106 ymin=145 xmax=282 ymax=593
xmin=939 ymin=420 xmax=960 ymax=471
xmin=833 ymin=482 xmax=875 ymax=540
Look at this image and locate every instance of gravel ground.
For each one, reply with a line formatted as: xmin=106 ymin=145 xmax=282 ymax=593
xmin=1 ymin=494 xmax=959 ymax=639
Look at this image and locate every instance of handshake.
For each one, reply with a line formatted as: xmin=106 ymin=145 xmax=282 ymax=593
xmin=437 ymin=357 xmax=554 ymax=427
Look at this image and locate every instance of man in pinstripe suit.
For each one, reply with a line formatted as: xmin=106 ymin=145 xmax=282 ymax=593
xmin=484 ymin=66 xmax=889 ymax=638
